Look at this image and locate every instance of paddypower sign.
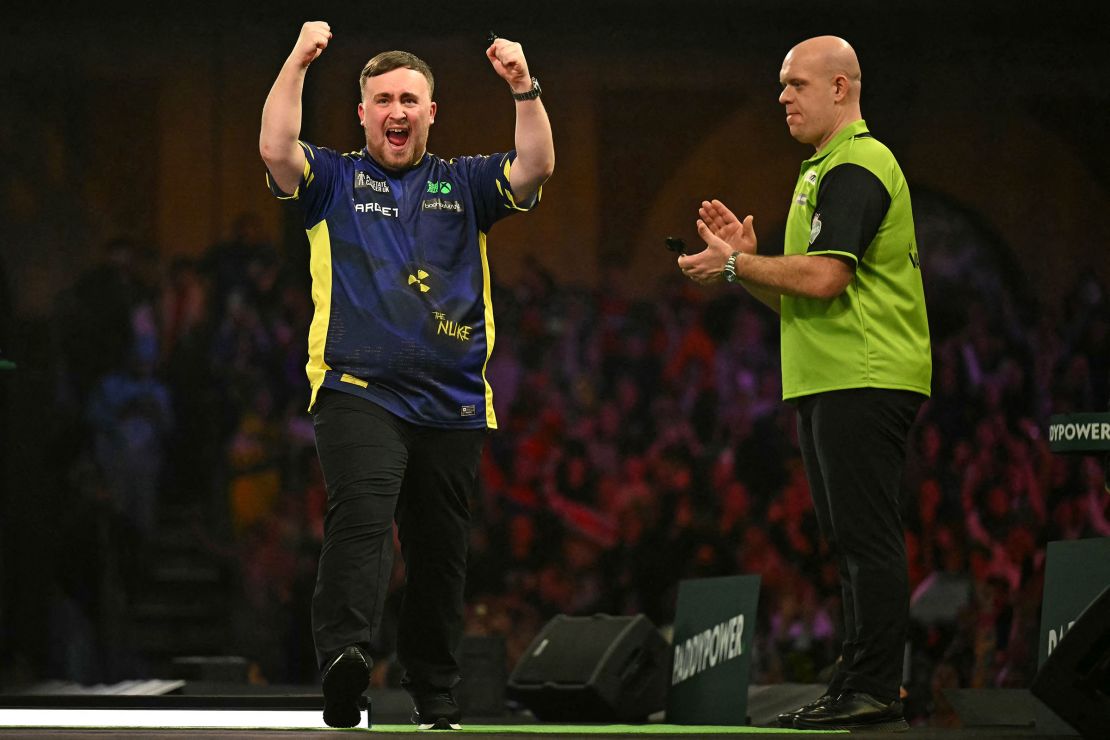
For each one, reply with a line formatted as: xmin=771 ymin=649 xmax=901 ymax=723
xmin=1038 ymin=537 xmax=1110 ymax=668
xmin=667 ymin=574 xmax=760 ymax=725
xmin=1047 ymin=413 xmax=1110 ymax=453
xmin=1035 ymin=537 xmax=1110 ymax=734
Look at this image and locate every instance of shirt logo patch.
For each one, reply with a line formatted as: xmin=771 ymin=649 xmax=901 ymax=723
xmin=426 ymin=180 xmax=453 ymax=194
xmin=908 ymin=243 xmax=921 ymax=269
xmin=433 ymin=312 xmax=473 ymax=342
xmin=796 ymin=192 xmax=809 ymax=207
xmin=460 ymin=404 xmax=476 ymax=417
xmin=804 ymin=169 xmax=818 ymax=186
xmin=421 ymin=198 xmax=464 ymax=214
xmin=408 ymin=270 xmax=431 ymax=293
xmin=355 ymin=201 xmax=398 ymax=217
xmin=355 ymin=171 xmax=390 ymax=192
xmin=809 ymin=213 xmax=822 ymax=244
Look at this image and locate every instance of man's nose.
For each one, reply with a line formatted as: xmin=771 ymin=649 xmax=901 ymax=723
xmin=778 ymin=87 xmax=790 ymax=104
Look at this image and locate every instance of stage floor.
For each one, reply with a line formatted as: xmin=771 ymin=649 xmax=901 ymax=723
xmin=0 ymin=684 xmax=1082 ymax=738
xmin=0 ymin=709 xmax=838 ymax=735
xmin=0 ymin=718 xmax=1083 ymax=740
xmin=0 ymin=710 xmax=1084 ymax=739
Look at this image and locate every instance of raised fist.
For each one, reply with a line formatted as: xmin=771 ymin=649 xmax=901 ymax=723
xmin=292 ymin=21 xmax=332 ymax=68
xmin=485 ymin=38 xmax=531 ymax=93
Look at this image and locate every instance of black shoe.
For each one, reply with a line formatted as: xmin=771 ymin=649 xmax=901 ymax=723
xmin=776 ymin=692 xmax=835 ymax=727
xmin=321 ymin=646 xmax=370 ymax=728
xmin=410 ymin=688 xmax=462 ymax=730
xmin=793 ymin=690 xmax=908 ymax=732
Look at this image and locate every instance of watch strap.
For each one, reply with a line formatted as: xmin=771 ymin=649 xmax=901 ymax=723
xmin=512 ymin=77 xmax=541 ymax=101
xmin=724 ymin=251 xmax=741 ymax=283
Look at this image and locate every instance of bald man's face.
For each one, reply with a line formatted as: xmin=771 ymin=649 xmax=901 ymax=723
xmin=777 ymin=49 xmax=839 ymax=148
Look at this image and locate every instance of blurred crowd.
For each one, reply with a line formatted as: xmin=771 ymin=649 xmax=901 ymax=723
xmin=25 ymin=209 xmax=1110 ymax=725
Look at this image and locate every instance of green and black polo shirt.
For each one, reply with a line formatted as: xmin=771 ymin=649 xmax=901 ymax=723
xmin=780 ymin=119 xmax=932 ymax=400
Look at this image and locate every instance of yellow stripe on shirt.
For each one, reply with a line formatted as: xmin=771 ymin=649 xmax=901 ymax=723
xmin=479 ymin=230 xmax=498 ymax=429
xmin=305 ymin=220 xmax=334 ymax=411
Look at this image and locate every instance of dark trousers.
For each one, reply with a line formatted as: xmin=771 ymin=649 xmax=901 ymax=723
xmin=795 ymin=387 xmax=924 ymax=702
xmin=311 ymin=388 xmax=485 ymax=691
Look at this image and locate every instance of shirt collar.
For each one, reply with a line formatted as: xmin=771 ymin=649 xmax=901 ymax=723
xmin=360 ymin=148 xmax=430 ymax=176
xmin=805 ymin=119 xmax=869 ymax=165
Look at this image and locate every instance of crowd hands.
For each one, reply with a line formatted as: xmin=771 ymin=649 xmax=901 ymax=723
xmin=45 ymin=212 xmax=1108 ymax=724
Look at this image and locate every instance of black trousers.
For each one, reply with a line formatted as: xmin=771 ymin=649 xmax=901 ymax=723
xmin=311 ymin=388 xmax=485 ymax=691
xmin=795 ymin=387 xmax=924 ymax=703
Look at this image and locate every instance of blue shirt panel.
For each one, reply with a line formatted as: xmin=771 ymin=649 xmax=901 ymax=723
xmin=268 ymin=142 xmax=534 ymax=427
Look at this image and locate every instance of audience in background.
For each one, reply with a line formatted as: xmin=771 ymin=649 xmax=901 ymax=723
xmin=37 ymin=215 xmax=1109 ymax=725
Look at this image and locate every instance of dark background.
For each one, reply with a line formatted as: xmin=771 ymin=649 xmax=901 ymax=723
xmin=2 ymin=0 xmax=1108 ymax=702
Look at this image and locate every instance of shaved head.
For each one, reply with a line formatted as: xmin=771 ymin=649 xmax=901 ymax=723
xmin=786 ymin=36 xmax=861 ymax=101
xmin=778 ymin=36 xmax=864 ymax=149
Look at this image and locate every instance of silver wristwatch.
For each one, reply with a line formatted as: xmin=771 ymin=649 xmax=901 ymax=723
xmin=512 ymin=77 xmax=542 ymax=101
xmin=723 ymin=251 xmax=740 ymax=283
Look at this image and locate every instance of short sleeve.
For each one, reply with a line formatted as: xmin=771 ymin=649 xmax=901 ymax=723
xmin=807 ymin=162 xmax=891 ymax=264
xmin=264 ymin=141 xmax=344 ymax=227
xmin=457 ymin=151 xmax=541 ymax=233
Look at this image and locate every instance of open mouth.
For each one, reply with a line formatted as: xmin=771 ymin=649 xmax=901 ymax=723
xmin=386 ymin=127 xmax=410 ymax=148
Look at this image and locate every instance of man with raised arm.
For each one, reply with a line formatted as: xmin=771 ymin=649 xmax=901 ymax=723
xmin=260 ymin=21 xmax=553 ymax=730
xmin=678 ymin=36 xmax=930 ymax=732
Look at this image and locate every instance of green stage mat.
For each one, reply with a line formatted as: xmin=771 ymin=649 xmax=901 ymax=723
xmin=366 ymin=726 xmax=844 ymax=734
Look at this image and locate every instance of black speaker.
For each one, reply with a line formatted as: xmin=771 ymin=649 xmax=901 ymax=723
xmin=506 ymin=614 xmax=670 ymax=722
xmin=456 ymin=635 xmax=507 ymax=717
xmin=1031 ymin=584 xmax=1110 ymax=740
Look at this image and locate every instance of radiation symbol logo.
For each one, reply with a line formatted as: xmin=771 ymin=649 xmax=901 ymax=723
xmin=408 ymin=270 xmax=430 ymax=293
